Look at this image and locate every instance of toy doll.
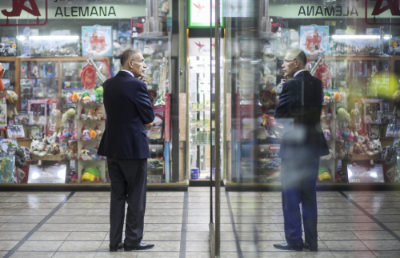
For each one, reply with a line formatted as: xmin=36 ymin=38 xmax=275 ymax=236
xmin=82 ymin=129 xmax=91 ymax=140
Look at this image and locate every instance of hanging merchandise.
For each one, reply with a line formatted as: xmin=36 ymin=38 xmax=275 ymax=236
xmin=315 ymin=61 xmax=333 ymax=89
xmin=81 ymin=64 xmax=97 ymax=90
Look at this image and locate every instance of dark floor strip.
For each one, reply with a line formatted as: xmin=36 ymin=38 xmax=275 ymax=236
xmin=3 ymin=191 xmax=76 ymax=258
xmin=225 ymin=191 xmax=244 ymax=258
xmin=179 ymin=191 xmax=188 ymax=258
xmin=339 ymin=191 xmax=400 ymax=242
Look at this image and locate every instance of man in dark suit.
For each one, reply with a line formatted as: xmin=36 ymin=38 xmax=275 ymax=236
xmin=98 ymin=49 xmax=155 ymax=252
xmin=273 ymin=49 xmax=329 ymax=252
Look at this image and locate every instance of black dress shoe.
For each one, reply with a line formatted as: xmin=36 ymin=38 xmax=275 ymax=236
xmin=273 ymin=242 xmax=303 ymax=251
xmin=304 ymin=242 xmax=318 ymax=251
xmin=124 ymin=242 xmax=155 ymax=251
xmin=109 ymin=242 xmax=124 ymax=252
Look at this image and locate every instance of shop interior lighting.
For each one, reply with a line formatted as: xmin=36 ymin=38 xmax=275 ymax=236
xmin=331 ymin=35 xmax=380 ymax=39
xmin=29 ymin=35 xmax=79 ymax=40
xmin=16 ymin=35 xmax=26 ymax=41
xmin=383 ymin=34 xmax=392 ymax=40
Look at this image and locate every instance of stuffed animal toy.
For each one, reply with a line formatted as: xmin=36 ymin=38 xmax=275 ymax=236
xmin=95 ymin=86 xmax=104 ymax=103
xmin=318 ymin=167 xmax=331 ymax=181
xmin=65 ymin=141 xmax=78 ymax=159
xmin=393 ymin=90 xmax=400 ymax=117
xmin=80 ymin=149 xmax=92 ymax=160
xmin=5 ymin=90 xmax=18 ymax=118
xmin=96 ymin=110 xmax=104 ymax=120
xmin=81 ymin=167 xmax=101 ymax=182
xmin=82 ymin=96 xmax=91 ymax=104
xmin=323 ymin=128 xmax=331 ymax=140
xmin=0 ymin=63 xmax=5 ymax=92
xmin=72 ymin=92 xmax=79 ymax=103
xmin=49 ymin=143 xmax=61 ymax=155
xmin=95 ymin=129 xmax=103 ymax=139
xmin=337 ymin=107 xmax=350 ymax=122
xmin=87 ymin=109 xmax=95 ymax=120
xmin=15 ymin=147 xmax=26 ymax=168
xmin=53 ymin=110 xmax=63 ymax=137
xmin=323 ymin=95 xmax=332 ymax=103
xmin=351 ymin=142 xmax=363 ymax=154
xmin=333 ymin=92 xmax=341 ymax=102
xmin=62 ymin=108 xmax=76 ymax=123
xmin=89 ymin=129 xmax=97 ymax=139
xmin=82 ymin=129 xmax=91 ymax=140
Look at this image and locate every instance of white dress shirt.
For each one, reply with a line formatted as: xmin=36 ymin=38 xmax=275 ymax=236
xmin=121 ymin=69 xmax=134 ymax=77
xmin=294 ymin=69 xmax=307 ymax=77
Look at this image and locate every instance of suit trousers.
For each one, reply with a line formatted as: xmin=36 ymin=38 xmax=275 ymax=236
xmin=107 ymin=158 xmax=147 ymax=246
xmin=280 ymin=157 xmax=319 ymax=248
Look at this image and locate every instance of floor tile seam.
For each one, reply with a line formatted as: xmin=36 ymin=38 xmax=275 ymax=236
xmin=2 ymin=191 xmax=76 ymax=258
xmin=178 ymin=191 xmax=188 ymax=258
xmin=339 ymin=191 xmax=400 ymax=244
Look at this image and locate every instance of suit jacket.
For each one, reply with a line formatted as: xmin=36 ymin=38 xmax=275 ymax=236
xmin=274 ymin=70 xmax=329 ymax=159
xmin=98 ymin=71 xmax=155 ymax=159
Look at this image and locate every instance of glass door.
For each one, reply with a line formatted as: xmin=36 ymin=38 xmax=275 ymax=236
xmin=187 ymin=38 xmax=223 ymax=181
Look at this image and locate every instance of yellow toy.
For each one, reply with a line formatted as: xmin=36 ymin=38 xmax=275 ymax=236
xmin=87 ymin=109 xmax=96 ymax=120
xmin=96 ymin=110 xmax=104 ymax=120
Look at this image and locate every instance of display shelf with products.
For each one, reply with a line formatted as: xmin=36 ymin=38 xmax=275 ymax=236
xmin=132 ymin=36 xmax=172 ymax=183
xmin=76 ymin=98 xmax=107 ymax=183
xmin=0 ymin=57 xmax=17 ymax=92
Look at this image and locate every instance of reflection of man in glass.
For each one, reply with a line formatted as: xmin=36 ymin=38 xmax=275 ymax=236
xmin=274 ymin=49 xmax=329 ymax=252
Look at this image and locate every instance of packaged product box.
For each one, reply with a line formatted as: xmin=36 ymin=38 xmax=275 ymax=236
xmin=29 ymin=36 xmax=80 ymax=57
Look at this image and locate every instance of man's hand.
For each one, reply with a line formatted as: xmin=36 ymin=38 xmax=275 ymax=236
xmin=145 ymin=122 xmax=154 ymax=129
xmin=139 ymin=76 xmax=148 ymax=85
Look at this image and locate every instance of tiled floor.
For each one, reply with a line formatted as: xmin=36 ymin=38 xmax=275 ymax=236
xmin=0 ymin=188 xmax=399 ymax=257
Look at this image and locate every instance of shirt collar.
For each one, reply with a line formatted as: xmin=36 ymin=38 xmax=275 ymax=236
xmin=294 ymin=69 xmax=307 ymax=77
xmin=121 ymin=69 xmax=135 ymax=77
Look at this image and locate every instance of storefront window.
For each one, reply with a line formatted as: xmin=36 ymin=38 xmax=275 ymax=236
xmin=224 ymin=0 xmax=400 ymax=185
xmin=0 ymin=0 xmax=182 ymax=186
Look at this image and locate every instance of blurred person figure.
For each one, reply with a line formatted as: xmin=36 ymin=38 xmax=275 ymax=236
xmin=273 ymin=49 xmax=329 ymax=251
xmin=98 ymin=49 xmax=155 ymax=252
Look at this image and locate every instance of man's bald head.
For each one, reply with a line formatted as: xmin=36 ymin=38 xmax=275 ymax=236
xmin=282 ymin=49 xmax=308 ymax=78
xmin=286 ymin=49 xmax=307 ymax=67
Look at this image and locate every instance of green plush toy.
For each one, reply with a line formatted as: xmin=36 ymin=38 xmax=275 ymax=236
xmin=318 ymin=167 xmax=331 ymax=182
xmin=81 ymin=167 xmax=101 ymax=182
xmin=95 ymin=86 xmax=104 ymax=103
xmin=81 ymin=92 xmax=90 ymax=98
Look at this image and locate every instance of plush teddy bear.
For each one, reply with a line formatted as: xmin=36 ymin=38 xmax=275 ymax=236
xmin=87 ymin=109 xmax=95 ymax=120
xmin=96 ymin=110 xmax=104 ymax=120
xmin=352 ymin=142 xmax=363 ymax=154
xmin=6 ymin=90 xmax=18 ymax=118
xmin=50 ymin=143 xmax=61 ymax=155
